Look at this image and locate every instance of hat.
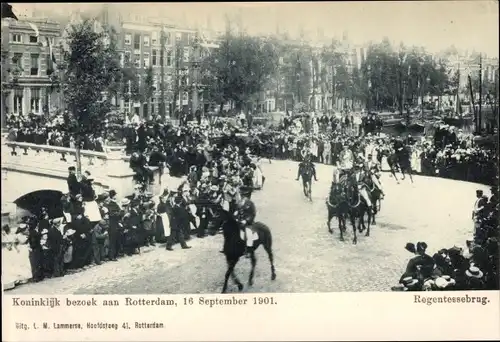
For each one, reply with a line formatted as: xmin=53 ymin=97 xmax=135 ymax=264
xmin=465 ymin=265 xmax=484 ymax=278
xmin=416 ymin=241 xmax=428 ymax=252
xmin=434 ymin=277 xmax=449 ymax=289
xmin=210 ymin=185 xmax=219 ymax=192
xmin=402 ymin=277 xmax=419 ymax=287
xmin=75 ymin=194 xmax=83 ymax=201
xmin=405 ymin=242 xmax=416 ymax=254
xmin=121 ymin=198 xmax=131 ymax=206
xmin=68 ymin=166 xmax=76 ymax=171
xmin=144 ymin=191 xmax=153 ymax=199
xmin=64 ymin=228 xmax=76 ymax=236
xmin=97 ymin=192 xmax=109 ymax=201
xmin=109 ymin=190 xmax=117 ymax=198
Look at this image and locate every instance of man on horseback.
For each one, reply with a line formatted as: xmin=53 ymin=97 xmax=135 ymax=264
xmin=234 ymin=190 xmax=257 ymax=258
xmin=295 ymin=152 xmax=318 ymax=183
xmin=365 ymin=153 xmax=385 ymax=198
xmin=352 ymin=163 xmax=376 ymax=214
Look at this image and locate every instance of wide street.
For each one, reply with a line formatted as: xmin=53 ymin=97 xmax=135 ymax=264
xmin=5 ymin=159 xmax=487 ymax=294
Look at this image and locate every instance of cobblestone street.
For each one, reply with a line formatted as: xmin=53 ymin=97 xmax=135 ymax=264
xmin=5 ymin=160 xmax=488 ymax=294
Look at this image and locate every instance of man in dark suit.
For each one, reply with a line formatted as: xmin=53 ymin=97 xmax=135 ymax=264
xmin=472 ymin=190 xmax=488 ymax=242
xmin=166 ymin=195 xmax=191 ymax=251
xmin=67 ymin=166 xmax=80 ymax=199
xmin=105 ymin=190 xmax=121 ymax=261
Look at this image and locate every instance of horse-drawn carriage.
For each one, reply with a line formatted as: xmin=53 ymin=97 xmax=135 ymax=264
xmin=326 ymin=171 xmax=383 ymax=245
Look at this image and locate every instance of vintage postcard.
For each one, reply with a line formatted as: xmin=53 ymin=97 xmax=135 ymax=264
xmin=2 ymin=1 xmax=499 ymax=341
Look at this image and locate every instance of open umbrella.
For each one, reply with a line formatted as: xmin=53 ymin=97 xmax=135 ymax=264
xmin=14 ymin=190 xmax=64 ymax=219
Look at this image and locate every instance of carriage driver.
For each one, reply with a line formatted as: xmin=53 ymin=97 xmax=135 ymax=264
xmin=338 ymin=144 xmax=354 ymax=180
xmin=234 ymin=190 xmax=257 ymax=258
xmin=353 ymin=163 xmax=375 ymax=214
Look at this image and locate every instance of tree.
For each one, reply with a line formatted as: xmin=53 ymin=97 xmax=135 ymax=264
xmin=201 ymin=34 xmax=278 ymax=113
xmin=143 ymin=66 xmax=155 ymax=119
xmin=55 ymin=18 xmax=120 ymax=175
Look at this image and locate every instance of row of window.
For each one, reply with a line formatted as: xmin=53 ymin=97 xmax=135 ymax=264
xmin=11 ymin=33 xmax=38 ymax=44
xmin=11 ymin=52 xmax=44 ymax=76
xmin=123 ymin=92 xmax=190 ymax=108
xmin=123 ymin=31 xmax=189 ymax=49
xmin=121 ymin=48 xmax=190 ymax=68
xmin=11 ymin=88 xmax=44 ymax=114
xmin=123 ymin=74 xmax=187 ymax=92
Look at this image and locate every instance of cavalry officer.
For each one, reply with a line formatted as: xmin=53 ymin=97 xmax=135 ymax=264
xmin=365 ymin=153 xmax=385 ymax=197
xmin=352 ymin=163 xmax=375 ymax=214
xmin=295 ymin=152 xmax=318 ymax=182
xmin=234 ymin=189 xmax=257 ymax=258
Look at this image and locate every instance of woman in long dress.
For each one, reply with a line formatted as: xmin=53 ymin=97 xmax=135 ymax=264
xmin=155 ymin=193 xmax=172 ymax=244
xmin=411 ymin=145 xmax=422 ymax=173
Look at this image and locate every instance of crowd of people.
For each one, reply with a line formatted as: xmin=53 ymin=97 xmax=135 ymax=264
xmin=392 ymin=186 xmax=498 ymax=291
xmin=4 ymin=109 xmax=497 ymax=290
xmin=8 ymin=117 xmax=267 ymax=282
xmin=6 ymin=111 xmax=496 ymax=187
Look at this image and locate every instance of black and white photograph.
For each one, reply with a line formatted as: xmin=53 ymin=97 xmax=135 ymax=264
xmin=1 ymin=1 xmax=498 ymax=296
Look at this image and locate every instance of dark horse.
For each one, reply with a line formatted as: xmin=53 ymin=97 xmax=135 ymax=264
xmin=379 ymin=147 xmax=413 ymax=184
xmin=363 ymin=174 xmax=383 ymax=225
xmin=297 ymin=162 xmax=315 ymax=201
xmin=219 ymin=209 xmax=276 ymax=293
xmin=326 ymin=182 xmax=356 ymax=242
xmin=344 ymin=177 xmax=373 ymax=244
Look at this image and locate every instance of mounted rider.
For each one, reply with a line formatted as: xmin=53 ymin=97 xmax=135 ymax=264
xmin=234 ymin=190 xmax=257 ymax=258
xmin=351 ymin=163 xmax=376 ymax=214
xmin=365 ymin=153 xmax=385 ymax=198
xmin=296 ymin=152 xmax=318 ymax=182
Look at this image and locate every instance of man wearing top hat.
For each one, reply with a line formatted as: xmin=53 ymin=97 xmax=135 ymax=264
xmin=123 ymin=199 xmax=141 ymax=255
xmin=67 ymin=166 xmax=80 ymax=199
xmin=106 ymin=190 xmax=121 ymax=261
xmin=80 ymin=171 xmax=102 ymax=222
xmin=166 ymin=193 xmax=192 ymax=251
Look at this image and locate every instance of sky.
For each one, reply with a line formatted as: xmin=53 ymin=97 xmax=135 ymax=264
xmin=11 ymin=1 xmax=499 ymax=58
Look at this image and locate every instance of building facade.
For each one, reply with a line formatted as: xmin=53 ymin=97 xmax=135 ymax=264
xmin=1 ymin=17 xmax=61 ymax=127
xmin=116 ymin=17 xmax=218 ymax=118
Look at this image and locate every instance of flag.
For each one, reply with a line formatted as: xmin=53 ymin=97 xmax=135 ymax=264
xmin=1 ymin=3 xmax=18 ymax=20
xmin=46 ymin=37 xmax=57 ymax=75
xmin=28 ymin=22 xmax=39 ymax=37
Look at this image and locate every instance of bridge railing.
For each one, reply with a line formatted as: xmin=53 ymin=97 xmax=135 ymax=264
xmin=1 ymin=142 xmax=163 ymax=198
